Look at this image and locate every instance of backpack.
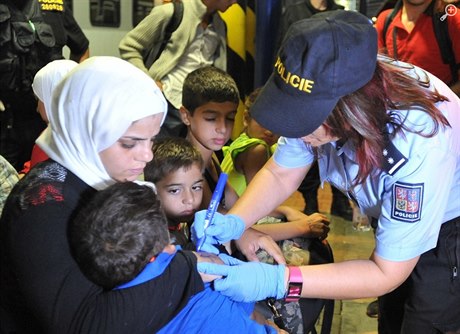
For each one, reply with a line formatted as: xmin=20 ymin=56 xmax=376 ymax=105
xmin=275 ymin=239 xmax=335 ymax=334
xmin=142 ymin=1 xmax=183 ymax=69
xmin=380 ymin=0 xmax=458 ymax=84
xmin=246 ymin=230 xmax=334 ymax=334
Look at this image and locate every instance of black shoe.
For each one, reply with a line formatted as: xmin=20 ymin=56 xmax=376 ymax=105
xmin=366 ymin=300 xmax=379 ymax=318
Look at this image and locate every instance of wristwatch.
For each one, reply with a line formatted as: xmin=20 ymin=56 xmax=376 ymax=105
xmin=285 ymin=266 xmax=303 ymax=302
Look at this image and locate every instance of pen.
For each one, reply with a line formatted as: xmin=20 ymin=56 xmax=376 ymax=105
xmin=196 ymin=172 xmax=228 ymax=251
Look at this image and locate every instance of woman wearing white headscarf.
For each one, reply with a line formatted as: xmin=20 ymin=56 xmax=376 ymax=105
xmin=33 ymin=59 xmax=78 ymax=123
xmin=20 ymin=60 xmax=78 ymax=174
xmin=0 ymin=57 xmax=205 ymax=333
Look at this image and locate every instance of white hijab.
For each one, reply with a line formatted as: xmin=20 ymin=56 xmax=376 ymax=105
xmin=37 ymin=57 xmax=167 ymax=190
xmin=32 ymin=59 xmax=78 ymax=120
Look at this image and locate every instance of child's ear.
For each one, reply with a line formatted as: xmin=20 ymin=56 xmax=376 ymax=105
xmin=243 ymin=110 xmax=250 ymax=127
xmin=179 ymin=106 xmax=191 ymax=126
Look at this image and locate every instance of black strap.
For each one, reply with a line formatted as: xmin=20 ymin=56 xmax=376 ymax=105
xmin=143 ymin=1 xmax=183 ymax=68
xmin=392 ymin=25 xmax=399 ymax=60
xmin=432 ymin=8 xmax=458 ymax=84
xmin=382 ymin=0 xmax=403 ymax=48
xmin=266 ymin=298 xmax=288 ymax=331
xmin=159 ymin=1 xmax=183 ymax=59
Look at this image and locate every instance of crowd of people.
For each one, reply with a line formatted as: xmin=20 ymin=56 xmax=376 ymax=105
xmin=0 ymin=1 xmax=459 ymax=333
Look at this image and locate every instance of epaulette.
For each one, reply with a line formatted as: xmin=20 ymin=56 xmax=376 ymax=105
xmin=382 ymin=140 xmax=407 ymax=175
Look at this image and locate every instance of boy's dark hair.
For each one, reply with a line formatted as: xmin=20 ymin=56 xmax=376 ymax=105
xmin=69 ymin=182 xmax=169 ymax=290
xmin=144 ymin=137 xmax=204 ymax=184
xmin=182 ymin=66 xmax=240 ymax=114
xmin=244 ymin=87 xmax=263 ymax=114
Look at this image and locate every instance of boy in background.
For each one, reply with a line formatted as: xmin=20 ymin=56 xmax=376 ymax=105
xmin=180 ymin=66 xmax=329 ymax=250
xmin=69 ymin=181 xmax=286 ymax=334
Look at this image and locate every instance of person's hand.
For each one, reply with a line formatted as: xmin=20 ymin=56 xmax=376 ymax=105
xmin=192 ymin=211 xmax=245 ymax=253
xmin=194 ymin=251 xmax=224 ymax=282
xmin=304 ymin=213 xmax=330 ymax=240
xmin=198 ymin=254 xmax=287 ymax=302
xmin=234 ymin=227 xmax=286 ymax=264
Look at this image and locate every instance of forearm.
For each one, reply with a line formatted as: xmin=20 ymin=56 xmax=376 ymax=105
xmin=286 ymin=253 xmax=419 ymax=300
xmin=272 ymin=205 xmax=305 ymax=221
xmin=119 ymin=33 xmax=151 ymax=74
xmin=252 ymin=221 xmax=309 ymax=241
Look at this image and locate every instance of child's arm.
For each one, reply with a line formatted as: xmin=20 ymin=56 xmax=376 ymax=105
xmin=221 ymin=179 xmax=240 ymax=212
xmin=235 ymin=144 xmax=330 ymax=240
xmin=193 ymin=251 xmax=224 ymax=282
xmin=253 ymin=208 xmax=330 ymax=241
xmin=238 ymin=144 xmax=271 ymax=184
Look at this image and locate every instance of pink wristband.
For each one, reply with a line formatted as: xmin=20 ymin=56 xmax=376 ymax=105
xmin=285 ymin=266 xmax=303 ymax=302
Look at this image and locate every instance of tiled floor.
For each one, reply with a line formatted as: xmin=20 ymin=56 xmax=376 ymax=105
xmin=284 ymin=183 xmax=378 ymax=334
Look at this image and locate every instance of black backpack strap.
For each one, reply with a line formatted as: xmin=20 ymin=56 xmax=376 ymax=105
xmin=382 ymin=0 xmax=403 ymax=48
xmin=432 ymin=4 xmax=458 ymax=84
xmin=143 ymin=1 xmax=183 ymax=68
xmin=159 ymin=1 xmax=183 ymax=59
xmin=383 ymin=0 xmax=458 ymax=84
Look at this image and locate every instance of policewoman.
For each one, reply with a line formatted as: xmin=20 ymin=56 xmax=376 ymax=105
xmin=195 ymin=10 xmax=460 ymax=334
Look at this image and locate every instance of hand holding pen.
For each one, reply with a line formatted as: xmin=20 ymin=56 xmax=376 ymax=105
xmin=196 ymin=173 xmax=228 ymax=251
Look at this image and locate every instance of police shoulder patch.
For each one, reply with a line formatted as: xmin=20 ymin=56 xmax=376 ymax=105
xmin=391 ymin=182 xmax=424 ymax=223
xmin=382 ymin=141 xmax=407 ymax=175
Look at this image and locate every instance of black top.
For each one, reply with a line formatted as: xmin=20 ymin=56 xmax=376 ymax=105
xmin=0 ymin=160 xmax=203 ymax=334
xmin=39 ymin=0 xmax=89 ymax=58
xmin=275 ymin=0 xmax=345 ymax=52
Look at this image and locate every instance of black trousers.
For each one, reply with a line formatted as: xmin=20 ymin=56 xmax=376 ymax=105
xmin=0 ymin=91 xmax=46 ymax=171
xmin=378 ymin=217 xmax=460 ymax=334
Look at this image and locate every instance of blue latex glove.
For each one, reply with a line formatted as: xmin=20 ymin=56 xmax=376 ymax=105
xmin=198 ymin=254 xmax=287 ymax=303
xmin=192 ymin=211 xmax=245 ymax=253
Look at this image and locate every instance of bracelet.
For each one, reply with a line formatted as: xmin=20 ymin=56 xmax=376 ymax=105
xmin=285 ymin=266 xmax=303 ymax=302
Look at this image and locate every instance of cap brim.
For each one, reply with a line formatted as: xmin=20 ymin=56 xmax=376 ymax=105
xmin=251 ymin=73 xmax=339 ymax=138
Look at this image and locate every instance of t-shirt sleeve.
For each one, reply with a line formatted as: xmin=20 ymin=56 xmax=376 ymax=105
xmin=273 ymin=137 xmax=314 ymax=168
xmin=375 ymin=140 xmax=457 ymax=261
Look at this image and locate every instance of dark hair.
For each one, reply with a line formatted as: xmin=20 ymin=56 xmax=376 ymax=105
xmin=244 ymin=87 xmax=263 ymax=114
xmin=182 ymin=66 xmax=240 ymax=114
xmin=324 ymin=58 xmax=450 ymax=185
xmin=144 ymin=137 xmax=204 ymax=183
xmin=69 ymin=182 xmax=169 ymax=290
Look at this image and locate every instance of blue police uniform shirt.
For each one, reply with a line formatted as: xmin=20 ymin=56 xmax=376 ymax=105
xmin=273 ymin=64 xmax=460 ymax=262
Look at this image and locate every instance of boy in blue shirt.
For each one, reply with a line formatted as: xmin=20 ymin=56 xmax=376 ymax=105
xmin=69 ymin=179 xmax=284 ymax=333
